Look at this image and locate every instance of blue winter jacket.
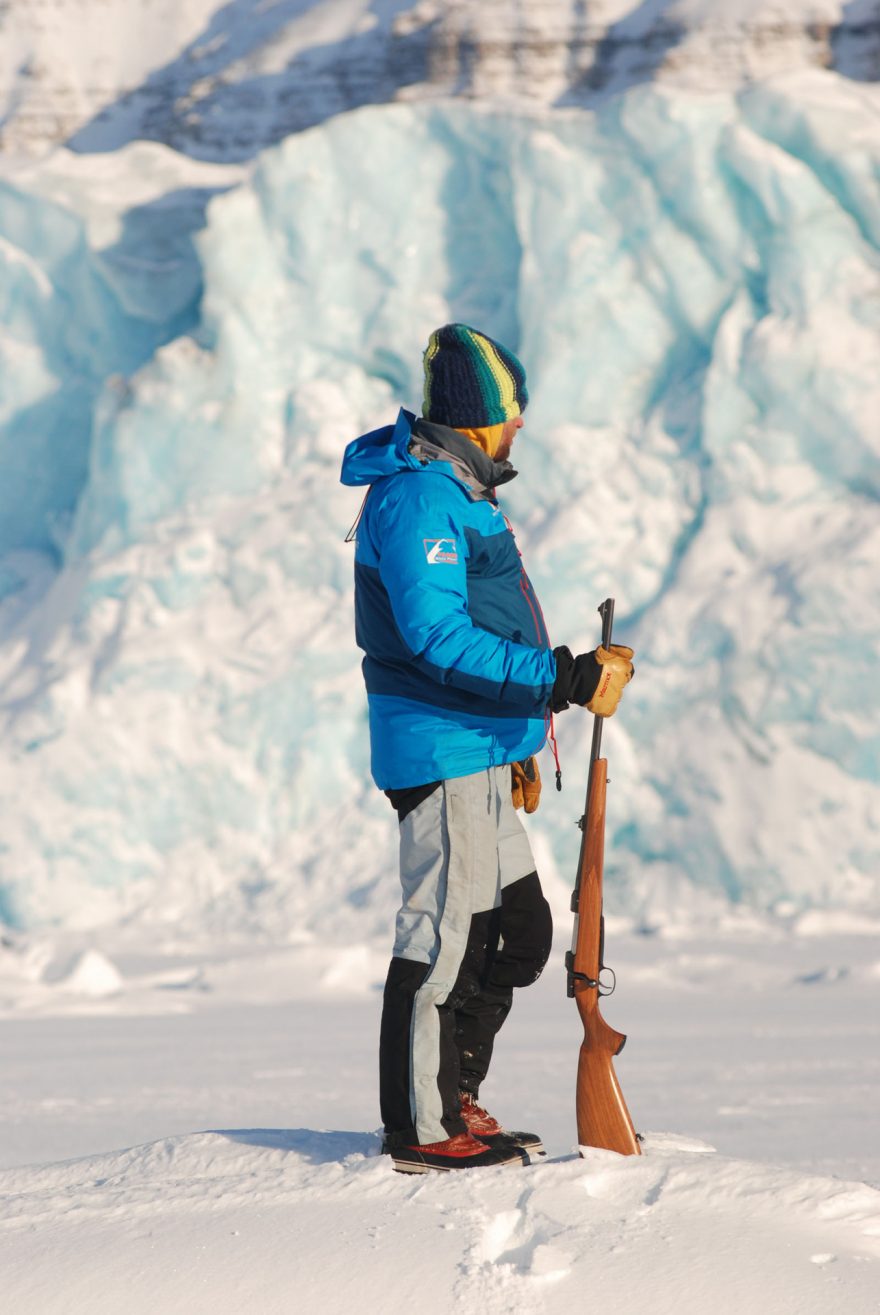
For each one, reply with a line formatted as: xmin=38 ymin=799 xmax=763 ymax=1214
xmin=340 ymin=409 xmax=556 ymax=789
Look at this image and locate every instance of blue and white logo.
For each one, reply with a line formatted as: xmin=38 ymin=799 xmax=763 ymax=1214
xmin=423 ymin=538 xmax=459 ymax=565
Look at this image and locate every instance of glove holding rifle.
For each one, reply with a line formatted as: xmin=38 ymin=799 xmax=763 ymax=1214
xmin=551 ymin=644 xmax=635 ymax=716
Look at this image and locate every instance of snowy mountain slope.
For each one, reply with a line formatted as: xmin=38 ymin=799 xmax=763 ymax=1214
xmin=1 ymin=0 xmax=878 ymax=159
xmin=0 ymin=69 xmax=878 ymax=936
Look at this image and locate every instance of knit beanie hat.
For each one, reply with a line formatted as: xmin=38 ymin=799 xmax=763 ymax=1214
xmin=422 ymin=324 xmax=528 ymax=428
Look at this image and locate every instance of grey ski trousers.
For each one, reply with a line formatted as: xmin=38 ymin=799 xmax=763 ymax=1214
xmin=379 ymin=765 xmax=553 ymax=1146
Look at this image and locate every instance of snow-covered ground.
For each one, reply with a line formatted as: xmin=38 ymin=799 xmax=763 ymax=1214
xmin=1 ymin=919 xmax=878 ymax=1313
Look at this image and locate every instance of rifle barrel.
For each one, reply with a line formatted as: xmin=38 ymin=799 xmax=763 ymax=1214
xmin=587 ymin=597 xmax=615 ymax=790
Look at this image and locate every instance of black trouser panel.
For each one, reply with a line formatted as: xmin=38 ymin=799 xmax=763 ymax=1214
xmin=455 ymin=871 xmax=553 ymax=1093
xmin=379 ymin=870 xmax=553 ymax=1137
xmin=379 ymin=956 xmax=430 ymax=1142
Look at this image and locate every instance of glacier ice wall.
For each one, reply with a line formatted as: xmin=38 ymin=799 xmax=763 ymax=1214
xmin=0 ymin=145 xmax=242 ymax=563
xmin=0 ymin=69 xmax=878 ymax=937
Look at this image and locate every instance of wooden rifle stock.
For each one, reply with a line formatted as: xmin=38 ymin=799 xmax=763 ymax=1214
xmin=567 ymin=598 xmax=641 ymax=1156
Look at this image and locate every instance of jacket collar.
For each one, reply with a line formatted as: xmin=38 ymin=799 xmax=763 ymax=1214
xmin=409 ymin=417 xmax=518 ymax=498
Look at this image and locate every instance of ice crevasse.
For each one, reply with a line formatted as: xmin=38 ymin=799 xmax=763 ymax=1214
xmin=0 ymin=69 xmax=877 ymax=935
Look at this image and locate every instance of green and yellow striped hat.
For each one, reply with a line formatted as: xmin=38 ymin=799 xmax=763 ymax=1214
xmin=422 ymin=324 xmax=528 ymax=428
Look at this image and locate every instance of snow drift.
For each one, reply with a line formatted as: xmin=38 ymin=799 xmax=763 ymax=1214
xmin=1 ymin=1128 xmax=878 ymax=1315
xmin=0 ymin=69 xmax=878 ymax=935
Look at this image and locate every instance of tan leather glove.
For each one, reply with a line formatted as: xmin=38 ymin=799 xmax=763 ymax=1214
xmin=587 ymin=644 xmax=635 ymax=717
xmin=511 ymin=757 xmax=542 ymax=813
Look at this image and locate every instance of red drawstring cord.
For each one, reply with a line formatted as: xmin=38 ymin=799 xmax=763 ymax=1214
xmin=547 ymin=709 xmax=562 ymax=791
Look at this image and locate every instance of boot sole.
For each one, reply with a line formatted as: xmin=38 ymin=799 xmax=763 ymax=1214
xmin=391 ymin=1151 xmax=526 ymax=1174
xmin=475 ymin=1135 xmax=546 ymax=1157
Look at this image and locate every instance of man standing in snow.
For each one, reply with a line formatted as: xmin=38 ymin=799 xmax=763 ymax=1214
xmin=340 ymin=325 xmax=634 ymax=1173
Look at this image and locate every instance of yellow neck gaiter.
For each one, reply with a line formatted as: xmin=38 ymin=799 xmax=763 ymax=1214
xmin=454 ymin=422 xmax=507 ymax=461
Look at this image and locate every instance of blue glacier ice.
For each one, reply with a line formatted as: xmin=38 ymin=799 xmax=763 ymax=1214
xmin=0 ymin=167 xmax=230 ymax=564
xmin=0 ymin=70 xmax=877 ymax=936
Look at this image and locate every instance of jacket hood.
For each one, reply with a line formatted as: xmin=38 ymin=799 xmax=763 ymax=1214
xmin=340 ymin=409 xmax=421 ymax=487
xmin=340 ymin=408 xmax=518 ymax=495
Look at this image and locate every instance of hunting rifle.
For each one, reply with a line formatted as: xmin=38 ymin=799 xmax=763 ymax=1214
xmin=565 ymin=597 xmax=641 ymax=1156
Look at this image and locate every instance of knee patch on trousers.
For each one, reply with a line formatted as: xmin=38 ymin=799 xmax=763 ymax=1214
xmin=490 ymin=871 xmax=553 ymax=989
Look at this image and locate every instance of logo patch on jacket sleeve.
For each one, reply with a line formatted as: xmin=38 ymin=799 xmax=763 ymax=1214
xmin=423 ymin=538 xmax=459 ymax=565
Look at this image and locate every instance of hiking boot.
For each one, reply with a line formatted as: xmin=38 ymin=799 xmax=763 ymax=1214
xmin=460 ymin=1091 xmax=546 ymax=1157
xmin=383 ymin=1130 xmax=525 ymax=1174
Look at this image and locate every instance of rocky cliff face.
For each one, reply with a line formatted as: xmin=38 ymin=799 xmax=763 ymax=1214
xmin=1 ymin=0 xmax=879 ymax=160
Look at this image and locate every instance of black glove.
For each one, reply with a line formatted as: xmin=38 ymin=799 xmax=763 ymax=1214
xmin=551 ymin=645 xmax=601 ymax=712
xmin=552 ymin=644 xmax=636 ymax=716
